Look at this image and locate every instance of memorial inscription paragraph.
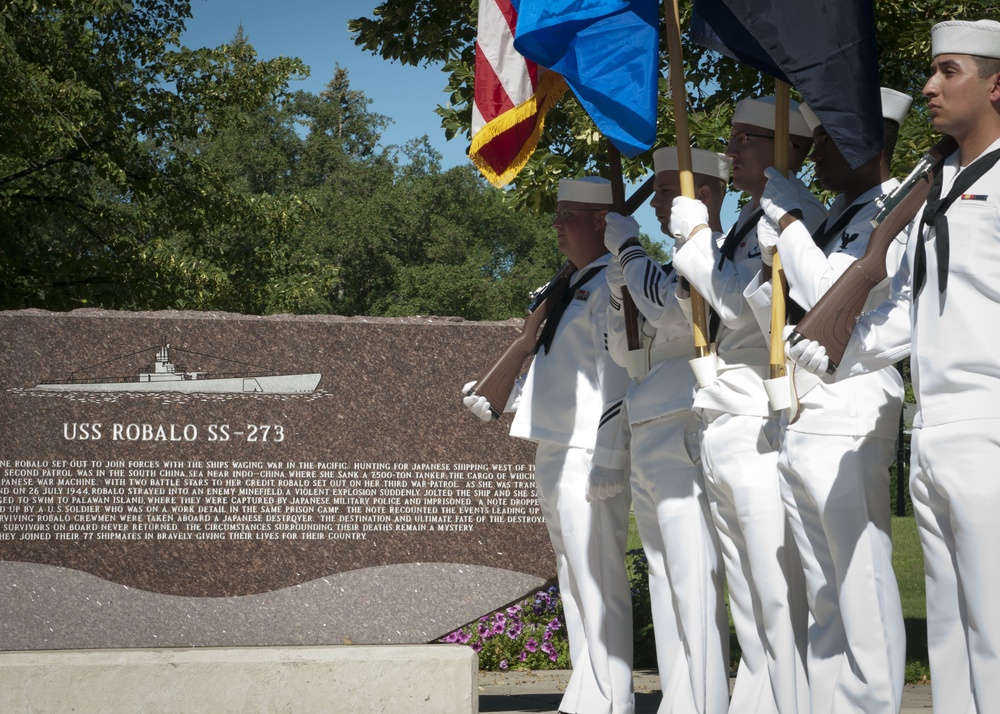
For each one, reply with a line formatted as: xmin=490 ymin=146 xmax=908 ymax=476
xmin=0 ymin=458 xmax=540 ymax=543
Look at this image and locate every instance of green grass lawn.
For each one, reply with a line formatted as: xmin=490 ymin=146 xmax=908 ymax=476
xmin=892 ymin=515 xmax=930 ymax=681
xmin=627 ymin=513 xmax=930 ymax=681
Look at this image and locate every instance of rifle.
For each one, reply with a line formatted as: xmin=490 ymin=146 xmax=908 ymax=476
xmin=789 ymin=136 xmax=957 ymax=369
xmin=467 ymin=174 xmax=656 ymax=420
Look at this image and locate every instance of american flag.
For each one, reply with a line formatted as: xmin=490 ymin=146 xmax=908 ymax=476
xmin=469 ymin=0 xmax=566 ymax=188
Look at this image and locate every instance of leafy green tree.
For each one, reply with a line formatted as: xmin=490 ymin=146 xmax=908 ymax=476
xmin=152 ymin=57 xmax=559 ymax=319
xmin=295 ymin=131 xmax=558 ymax=319
xmin=376 ymin=156 xmax=561 ymax=319
xmin=0 ymin=2 xmax=307 ymax=309
xmin=0 ymin=3 xmax=590 ymax=319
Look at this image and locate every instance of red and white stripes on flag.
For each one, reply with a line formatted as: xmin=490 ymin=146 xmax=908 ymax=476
xmin=469 ymin=0 xmax=566 ymax=188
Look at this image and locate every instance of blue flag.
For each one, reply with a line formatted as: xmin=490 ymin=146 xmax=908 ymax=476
xmin=691 ymin=0 xmax=882 ymax=169
xmin=513 ymin=0 xmax=659 ymax=158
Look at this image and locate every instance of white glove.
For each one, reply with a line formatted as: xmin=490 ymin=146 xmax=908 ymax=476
xmin=668 ymin=196 xmax=710 ymax=248
xmin=795 ymin=176 xmax=817 ymax=210
xmin=757 ymin=217 xmax=779 ymax=267
xmin=603 ymin=213 xmax=640 ymax=256
xmin=462 ymin=378 xmax=522 ymax=421
xmin=462 ymin=380 xmax=494 ymax=421
xmin=760 ymin=167 xmax=804 ymax=226
xmin=587 ymin=465 xmax=626 ymax=501
xmin=605 ymin=258 xmax=626 ymax=299
xmin=785 ymin=336 xmax=830 ymax=375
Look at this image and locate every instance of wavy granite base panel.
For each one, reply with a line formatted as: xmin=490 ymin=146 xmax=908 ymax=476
xmin=0 ymin=561 xmax=549 ymax=650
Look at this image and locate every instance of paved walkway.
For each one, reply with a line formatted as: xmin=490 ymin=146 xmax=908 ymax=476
xmin=479 ymin=670 xmax=933 ymax=713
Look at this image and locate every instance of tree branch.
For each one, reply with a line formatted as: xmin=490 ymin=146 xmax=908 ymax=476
xmin=0 ymin=139 xmax=109 ymax=187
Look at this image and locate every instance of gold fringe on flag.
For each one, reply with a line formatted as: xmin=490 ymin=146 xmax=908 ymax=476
xmin=469 ymin=72 xmax=568 ymax=188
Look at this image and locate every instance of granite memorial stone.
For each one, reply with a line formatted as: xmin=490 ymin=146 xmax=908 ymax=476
xmin=0 ymin=309 xmax=554 ymax=650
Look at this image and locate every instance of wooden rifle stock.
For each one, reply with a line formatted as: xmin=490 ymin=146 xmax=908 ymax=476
xmin=791 ymin=136 xmax=957 ymax=368
xmin=468 ymin=262 xmax=575 ymax=419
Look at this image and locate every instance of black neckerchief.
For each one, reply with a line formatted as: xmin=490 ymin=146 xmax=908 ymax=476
xmin=914 ymin=147 xmax=1000 ymax=295
xmin=812 ymin=200 xmax=868 ymax=252
xmin=719 ymin=209 xmax=764 ymax=266
xmin=786 ymin=200 xmax=870 ymax=324
xmin=709 ymin=209 xmax=763 ymax=342
xmin=534 ymin=265 xmax=605 ymax=354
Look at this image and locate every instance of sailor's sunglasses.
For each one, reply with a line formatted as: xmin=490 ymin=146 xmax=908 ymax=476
xmin=720 ymin=131 xmax=776 ymax=148
xmin=552 ymin=208 xmax=605 ymax=224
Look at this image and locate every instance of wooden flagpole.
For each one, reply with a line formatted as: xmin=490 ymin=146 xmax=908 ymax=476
xmin=608 ymin=145 xmax=643 ymax=351
xmin=769 ymin=80 xmax=791 ymax=379
xmin=666 ymin=0 xmax=711 ymax=357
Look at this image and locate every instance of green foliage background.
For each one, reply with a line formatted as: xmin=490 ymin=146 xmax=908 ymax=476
xmin=0 ymin=1 xmax=559 ymax=316
xmin=3 ymin=1 xmax=998 ymax=316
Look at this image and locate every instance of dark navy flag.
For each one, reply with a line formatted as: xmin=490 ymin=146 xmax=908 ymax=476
xmin=513 ymin=0 xmax=659 ymax=158
xmin=691 ymin=0 xmax=882 ymax=169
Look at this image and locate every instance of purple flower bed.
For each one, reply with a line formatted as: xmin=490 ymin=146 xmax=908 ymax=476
xmin=438 ymin=549 xmax=656 ymax=671
xmin=437 ymin=584 xmax=572 ymax=670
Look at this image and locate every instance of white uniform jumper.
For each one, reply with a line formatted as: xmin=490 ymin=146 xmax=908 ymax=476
xmin=510 ymin=253 xmax=635 ymax=714
xmin=744 ymin=180 xmax=907 ymax=713
xmin=839 ymin=139 xmax=1000 ymax=713
xmin=607 ymin=244 xmax=729 ymax=714
xmin=673 ymin=195 xmax=825 ymax=714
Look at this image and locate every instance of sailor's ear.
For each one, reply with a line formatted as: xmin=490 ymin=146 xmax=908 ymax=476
xmin=989 ymin=70 xmax=1000 ymax=104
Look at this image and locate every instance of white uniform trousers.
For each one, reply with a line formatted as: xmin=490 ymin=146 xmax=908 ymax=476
xmin=698 ymin=410 xmax=808 ymax=714
xmin=534 ymin=441 xmax=635 ymax=714
xmin=778 ymin=429 xmax=905 ymax=713
xmin=630 ymin=412 xmax=729 ymax=714
xmin=909 ymin=419 xmax=1000 ymax=714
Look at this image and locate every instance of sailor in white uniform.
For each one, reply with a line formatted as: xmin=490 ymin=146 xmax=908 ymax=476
xmin=463 ymin=177 xmax=634 ymax=714
xmin=744 ymin=88 xmax=913 ymax=713
xmin=601 ymin=147 xmax=730 ymax=714
xmin=670 ymin=96 xmax=826 ymax=714
xmin=788 ymin=20 xmax=1000 ymax=713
